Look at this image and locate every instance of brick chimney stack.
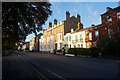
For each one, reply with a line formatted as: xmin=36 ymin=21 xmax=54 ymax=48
xmin=65 ymin=11 xmax=70 ymax=20
xmin=106 ymin=7 xmax=112 ymax=12
xmin=48 ymin=22 xmax=52 ymax=28
xmin=78 ymin=22 xmax=83 ymax=29
xmin=76 ymin=14 xmax=81 ymax=22
xmin=53 ymin=19 xmax=57 ymax=25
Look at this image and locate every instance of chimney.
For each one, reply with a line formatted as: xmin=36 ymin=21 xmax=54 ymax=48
xmin=48 ymin=22 xmax=52 ymax=28
xmin=106 ymin=7 xmax=112 ymax=12
xmin=65 ymin=11 xmax=70 ymax=20
xmin=53 ymin=19 xmax=57 ymax=25
xmin=76 ymin=14 xmax=81 ymax=22
xmin=71 ymin=29 xmax=74 ymax=33
xmin=90 ymin=24 xmax=95 ymax=27
xmin=78 ymin=22 xmax=83 ymax=29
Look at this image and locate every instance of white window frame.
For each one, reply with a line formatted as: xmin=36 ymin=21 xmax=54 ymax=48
xmin=117 ymin=12 xmax=120 ymax=20
xmin=107 ymin=15 xmax=112 ymax=22
xmin=89 ymin=32 xmax=92 ymax=40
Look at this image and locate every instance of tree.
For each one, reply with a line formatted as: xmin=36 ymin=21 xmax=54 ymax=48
xmin=96 ymin=36 xmax=120 ymax=57
xmin=2 ymin=2 xmax=52 ymax=51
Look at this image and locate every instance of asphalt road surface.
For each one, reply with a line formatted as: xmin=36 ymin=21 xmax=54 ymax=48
xmin=2 ymin=51 xmax=120 ymax=80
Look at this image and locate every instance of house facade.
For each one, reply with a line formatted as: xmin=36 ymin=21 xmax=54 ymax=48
xmin=39 ymin=11 xmax=82 ymax=52
xmin=101 ymin=6 xmax=120 ymax=38
xmin=38 ymin=6 xmax=120 ymax=53
xmin=85 ymin=6 xmax=120 ymax=48
xmin=29 ymin=37 xmax=35 ymax=51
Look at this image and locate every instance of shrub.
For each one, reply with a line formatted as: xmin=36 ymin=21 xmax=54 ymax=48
xmin=65 ymin=48 xmax=70 ymax=53
xmin=65 ymin=48 xmax=98 ymax=57
xmin=89 ymin=47 xmax=99 ymax=57
xmin=56 ymin=49 xmax=62 ymax=52
xmin=24 ymin=48 xmax=29 ymax=52
xmin=97 ymin=36 xmax=120 ymax=57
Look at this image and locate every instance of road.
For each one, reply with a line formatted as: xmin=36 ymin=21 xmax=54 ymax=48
xmin=2 ymin=51 xmax=120 ymax=80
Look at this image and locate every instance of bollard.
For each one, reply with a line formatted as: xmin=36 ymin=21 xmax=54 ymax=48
xmin=117 ymin=61 xmax=120 ymax=78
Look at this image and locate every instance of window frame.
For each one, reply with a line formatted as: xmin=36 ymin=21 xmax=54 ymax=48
xmin=117 ymin=11 xmax=120 ymax=20
xmin=107 ymin=15 xmax=112 ymax=22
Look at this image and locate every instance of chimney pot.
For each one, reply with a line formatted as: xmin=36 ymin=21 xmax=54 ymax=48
xmin=53 ymin=19 xmax=57 ymax=26
xmin=65 ymin=11 xmax=70 ymax=20
xmin=48 ymin=22 xmax=52 ymax=28
xmin=76 ymin=14 xmax=81 ymax=22
xmin=78 ymin=22 xmax=83 ymax=29
xmin=106 ymin=7 xmax=112 ymax=12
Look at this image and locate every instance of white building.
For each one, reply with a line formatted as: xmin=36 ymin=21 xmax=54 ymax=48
xmin=64 ymin=28 xmax=86 ymax=48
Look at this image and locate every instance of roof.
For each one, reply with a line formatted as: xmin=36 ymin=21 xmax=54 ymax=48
xmin=44 ymin=15 xmax=77 ymax=32
xmin=71 ymin=24 xmax=103 ymax=34
xmin=101 ymin=6 xmax=120 ymax=16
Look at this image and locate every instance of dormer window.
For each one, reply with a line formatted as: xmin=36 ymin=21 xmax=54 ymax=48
xmin=107 ymin=15 xmax=112 ymax=22
xmin=117 ymin=12 xmax=120 ymax=20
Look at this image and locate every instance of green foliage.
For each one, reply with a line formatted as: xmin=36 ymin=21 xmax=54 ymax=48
xmin=24 ymin=48 xmax=29 ymax=52
xmin=2 ymin=2 xmax=52 ymax=51
xmin=57 ymin=50 xmax=62 ymax=52
xmin=89 ymin=47 xmax=99 ymax=57
xmin=65 ymin=48 xmax=70 ymax=53
xmin=65 ymin=48 xmax=99 ymax=57
xmin=97 ymin=36 xmax=120 ymax=57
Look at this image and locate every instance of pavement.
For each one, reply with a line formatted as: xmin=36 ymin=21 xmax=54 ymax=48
xmin=2 ymin=51 xmax=120 ymax=80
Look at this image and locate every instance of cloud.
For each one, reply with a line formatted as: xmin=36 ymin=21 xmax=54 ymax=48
xmin=86 ymin=4 xmax=94 ymax=14
xmin=93 ymin=11 xmax=98 ymax=16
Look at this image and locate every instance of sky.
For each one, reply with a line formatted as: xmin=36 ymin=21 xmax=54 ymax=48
xmin=25 ymin=2 xmax=118 ymax=42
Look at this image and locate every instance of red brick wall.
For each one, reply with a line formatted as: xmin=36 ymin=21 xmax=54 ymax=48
xmin=101 ymin=8 xmax=120 ymax=37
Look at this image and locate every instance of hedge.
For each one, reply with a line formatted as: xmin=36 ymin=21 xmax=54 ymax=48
xmin=65 ymin=47 xmax=99 ymax=57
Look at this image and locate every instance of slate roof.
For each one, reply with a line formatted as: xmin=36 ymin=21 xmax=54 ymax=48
xmin=101 ymin=6 xmax=120 ymax=16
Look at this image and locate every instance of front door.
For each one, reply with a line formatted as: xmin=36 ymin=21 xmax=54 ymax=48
xmin=55 ymin=43 xmax=57 ymax=50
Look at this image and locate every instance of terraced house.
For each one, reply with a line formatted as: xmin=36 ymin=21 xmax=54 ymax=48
xmin=39 ymin=6 xmax=120 ymax=53
xmin=85 ymin=6 xmax=120 ymax=48
xmin=64 ymin=6 xmax=120 ymax=49
xmin=39 ymin=11 xmax=82 ymax=52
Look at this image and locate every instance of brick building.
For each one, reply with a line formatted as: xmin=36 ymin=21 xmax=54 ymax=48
xmin=85 ymin=24 xmax=103 ymax=48
xmin=40 ymin=11 xmax=82 ymax=52
xmin=85 ymin=6 xmax=120 ymax=48
xmin=100 ymin=6 xmax=120 ymax=38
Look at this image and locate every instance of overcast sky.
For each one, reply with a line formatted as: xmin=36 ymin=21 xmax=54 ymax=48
xmin=25 ymin=2 xmax=118 ymax=42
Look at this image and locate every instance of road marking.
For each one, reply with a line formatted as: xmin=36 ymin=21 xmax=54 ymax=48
xmin=17 ymin=55 xmax=47 ymax=80
xmin=44 ymin=68 xmax=66 ymax=80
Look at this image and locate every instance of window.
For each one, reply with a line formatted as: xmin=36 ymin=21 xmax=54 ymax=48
xmin=61 ymin=28 xmax=62 ymax=33
xmin=69 ymin=36 xmax=71 ymax=41
xmin=60 ymin=35 xmax=62 ymax=40
xmin=75 ymin=35 xmax=77 ymax=41
xmin=55 ymin=30 xmax=56 ymax=35
xmin=74 ymin=45 xmax=76 ymax=48
xmin=66 ymin=36 xmax=68 ymax=41
xmin=81 ymin=44 xmax=83 ymax=48
xmin=78 ymin=44 xmax=80 ymax=48
xmin=58 ymin=29 xmax=59 ymax=33
xmin=89 ymin=32 xmax=92 ymax=40
xmin=92 ymin=42 xmax=96 ymax=47
xmin=118 ymin=27 xmax=120 ymax=37
xmin=107 ymin=15 xmax=112 ymax=22
xmin=80 ymin=34 xmax=83 ymax=41
xmin=117 ymin=12 xmax=120 ymax=20
xmin=87 ymin=44 xmax=89 ymax=48
xmin=108 ymin=28 xmax=113 ymax=38
xmin=95 ymin=31 xmax=99 ymax=40
xmin=60 ymin=43 xmax=62 ymax=49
